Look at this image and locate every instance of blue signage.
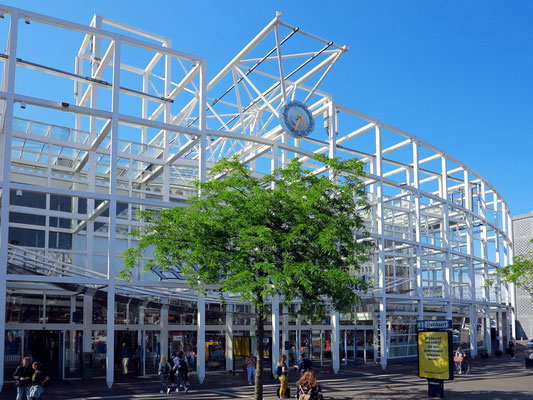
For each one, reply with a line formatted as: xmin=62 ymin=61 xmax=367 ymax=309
xmin=417 ymin=320 xmax=452 ymax=331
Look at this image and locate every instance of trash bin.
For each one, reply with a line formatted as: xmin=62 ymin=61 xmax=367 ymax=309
xmin=83 ymin=352 xmax=93 ymax=379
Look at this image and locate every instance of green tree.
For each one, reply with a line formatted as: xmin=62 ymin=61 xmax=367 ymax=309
xmin=489 ymin=239 xmax=533 ymax=298
xmin=122 ymin=155 xmax=371 ymax=400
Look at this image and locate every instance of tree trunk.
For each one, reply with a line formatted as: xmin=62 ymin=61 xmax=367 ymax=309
xmin=254 ymin=297 xmax=265 ymax=400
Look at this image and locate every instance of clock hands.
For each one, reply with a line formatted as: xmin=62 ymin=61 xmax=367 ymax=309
xmin=293 ymin=114 xmax=308 ymax=130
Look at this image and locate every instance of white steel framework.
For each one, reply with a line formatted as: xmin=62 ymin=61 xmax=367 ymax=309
xmin=0 ymin=5 xmax=514 ymax=390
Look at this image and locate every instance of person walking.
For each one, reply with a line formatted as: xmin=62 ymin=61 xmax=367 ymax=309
xmin=29 ymin=362 xmax=49 ymax=400
xmin=174 ymin=352 xmax=189 ymax=393
xmin=132 ymin=346 xmax=142 ymax=375
xmin=461 ymin=351 xmax=471 ymax=374
xmin=297 ymin=353 xmax=313 ymax=375
xmin=509 ymin=338 xmax=516 ymax=360
xmin=276 ymin=354 xmax=289 ymax=399
xmin=244 ymin=352 xmax=256 ymax=385
xmin=454 ymin=347 xmax=464 ymax=374
xmin=13 ymin=357 xmax=33 ymax=400
xmin=296 ymin=370 xmax=324 ymax=400
xmin=158 ymin=355 xmax=171 ymax=394
xmin=119 ymin=343 xmax=131 ymax=375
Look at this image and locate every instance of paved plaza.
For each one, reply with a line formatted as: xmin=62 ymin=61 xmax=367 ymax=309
xmin=2 ymin=348 xmax=532 ymax=399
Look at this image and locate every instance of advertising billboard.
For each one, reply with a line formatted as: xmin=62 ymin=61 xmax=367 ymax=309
xmin=417 ymin=330 xmax=453 ymax=380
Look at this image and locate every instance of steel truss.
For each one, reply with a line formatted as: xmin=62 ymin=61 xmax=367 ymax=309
xmin=0 ymin=4 xmax=514 ymax=390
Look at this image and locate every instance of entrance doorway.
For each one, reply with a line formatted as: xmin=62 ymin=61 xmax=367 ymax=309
xmin=27 ymin=330 xmax=61 ymax=380
xmin=115 ymin=331 xmax=139 ymax=376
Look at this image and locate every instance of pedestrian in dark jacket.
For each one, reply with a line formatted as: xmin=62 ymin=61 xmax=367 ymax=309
xmin=298 ymin=353 xmax=313 ymax=375
xmin=174 ymin=352 xmax=189 ymax=393
xmin=296 ymin=371 xmax=324 ymax=400
xmin=509 ymin=339 xmax=516 ymax=360
xmin=13 ymin=357 xmax=33 ymax=400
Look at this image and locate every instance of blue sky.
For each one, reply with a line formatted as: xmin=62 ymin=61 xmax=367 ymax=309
xmin=7 ymin=0 xmax=533 ymax=216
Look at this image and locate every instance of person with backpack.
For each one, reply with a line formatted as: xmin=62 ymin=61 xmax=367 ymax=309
xmin=276 ymin=354 xmax=289 ymax=399
xmin=13 ymin=357 xmax=33 ymax=400
xmin=28 ymin=362 xmax=49 ymax=400
xmin=244 ymin=352 xmax=256 ymax=385
xmin=296 ymin=370 xmax=324 ymax=400
xmin=158 ymin=355 xmax=171 ymax=394
xmin=174 ymin=352 xmax=189 ymax=393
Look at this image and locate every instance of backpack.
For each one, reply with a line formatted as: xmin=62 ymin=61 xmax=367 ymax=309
xmin=298 ymin=386 xmax=312 ymax=400
xmin=276 ymin=365 xmax=283 ymax=376
xmin=178 ymin=359 xmax=188 ymax=373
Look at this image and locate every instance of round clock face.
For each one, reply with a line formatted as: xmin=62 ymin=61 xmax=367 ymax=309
xmin=280 ymin=100 xmax=314 ymax=138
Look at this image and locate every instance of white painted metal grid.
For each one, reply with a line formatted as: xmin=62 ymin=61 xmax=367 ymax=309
xmin=0 ymin=4 xmax=514 ymax=388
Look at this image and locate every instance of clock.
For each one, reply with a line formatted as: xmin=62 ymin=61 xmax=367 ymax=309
xmin=279 ymin=100 xmax=314 ymax=138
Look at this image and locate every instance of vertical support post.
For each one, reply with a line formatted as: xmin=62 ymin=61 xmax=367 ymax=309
xmin=198 ymin=61 xmax=207 ymax=186
xmin=282 ymin=306 xmax=289 ymax=357
xmin=87 ymin=15 xmax=102 ymax=273
xmin=328 ymin=100 xmax=336 ymax=159
xmin=226 ymin=304 xmax=234 ymax=371
xmin=379 ymin=299 xmax=387 ymax=370
xmin=497 ymin=309 xmax=503 ymax=352
xmin=469 ymin=304 xmax=478 ymax=357
xmin=464 ymin=170 xmax=477 ymax=356
xmin=331 ymin=311 xmax=340 ymax=373
xmin=441 ymin=156 xmax=453 ymax=320
xmin=0 ymin=14 xmax=19 ymax=391
xmin=484 ymin=306 xmax=492 ymax=355
xmin=375 ymin=125 xmax=387 ymax=370
xmin=412 ymin=141 xmax=424 ymax=325
xmin=197 ymin=294 xmax=206 ymax=384
xmin=272 ymin=295 xmax=280 ymax=375
xmin=83 ymin=291 xmax=95 ymax=352
xmin=162 ymin=42 xmax=172 ymax=202
xmin=160 ymin=301 xmax=169 ymax=359
xmin=106 ymin=37 xmax=121 ymax=390
xmin=505 ymin=309 xmax=511 ymax=347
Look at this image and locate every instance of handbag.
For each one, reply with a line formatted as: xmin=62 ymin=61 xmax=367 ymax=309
xmin=30 ymin=385 xmax=44 ymax=398
xmin=298 ymin=386 xmax=312 ymax=400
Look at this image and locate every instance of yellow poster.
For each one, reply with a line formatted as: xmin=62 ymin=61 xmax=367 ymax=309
xmin=418 ymin=331 xmax=451 ymax=380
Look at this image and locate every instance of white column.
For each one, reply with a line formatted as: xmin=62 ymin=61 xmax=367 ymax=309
xmin=484 ymin=306 xmax=492 ymax=354
xmin=331 ymin=311 xmax=340 ymax=374
xmin=375 ymin=126 xmax=387 ymax=370
xmin=198 ymin=60 xmax=207 ymax=185
xmin=469 ymin=304 xmax=478 ymax=357
xmin=506 ymin=309 xmax=512 ymax=346
xmin=160 ymin=301 xmax=169 ymax=358
xmin=379 ymin=299 xmax=387 ymax=370
xmin=226 ymin=304 xmax=234 ymax=371
xmin=197 ymin=294 xmax=206 ymax=384
xmin=497 ymin=309 xmax=503 ymax=351
xmin=271 ymin=295 xmax=280 ymax=375
xmin=106 ymin=37 xmax=121 ymax=390
xmin=0 ymin=11 xmax=19 ymax=392
xmin=282 ymin=306 xmax=289 ymax=355
xmin=83 ymin=291 xmax=95 ymax=352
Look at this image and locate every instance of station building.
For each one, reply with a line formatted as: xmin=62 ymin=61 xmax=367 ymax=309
xmin=0 ymin=4 xmax=515 ymax=389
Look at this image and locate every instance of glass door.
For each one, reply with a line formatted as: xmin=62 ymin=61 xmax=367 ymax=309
xmin=144 ymin=330 xmax=161 ymax=375
xmin=63 ymin=330 xmax=83 ymax=379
